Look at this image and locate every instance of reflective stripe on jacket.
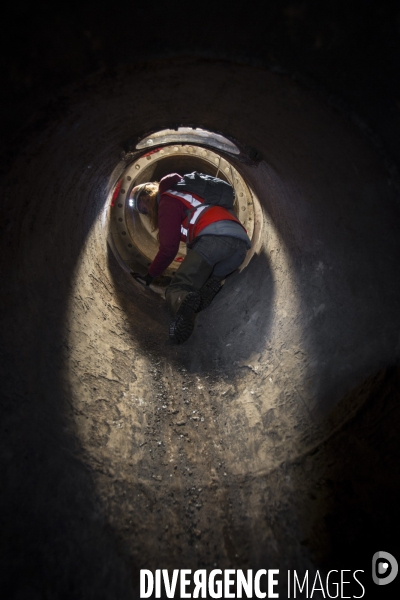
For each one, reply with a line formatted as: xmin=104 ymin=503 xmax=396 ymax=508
xmin=163 ymin=189 xmax=246 ymax=245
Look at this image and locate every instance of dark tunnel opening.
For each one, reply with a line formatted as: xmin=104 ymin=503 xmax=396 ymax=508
xmin=1 ymin=3 xmax=400 ymax=598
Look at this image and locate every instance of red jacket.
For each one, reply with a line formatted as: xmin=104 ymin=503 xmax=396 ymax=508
xmin=148 ymin=173 xmax=244 ymax=278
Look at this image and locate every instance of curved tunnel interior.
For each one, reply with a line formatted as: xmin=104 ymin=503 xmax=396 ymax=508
xmin=1 ymin=58 xmax=400 ymax=598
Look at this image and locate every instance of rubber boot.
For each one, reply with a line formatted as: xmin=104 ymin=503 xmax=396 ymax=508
xmin=166 ymin=249 xmax=213 ymax=343
xmin=198 ymin=276 xmax=224 ymax=312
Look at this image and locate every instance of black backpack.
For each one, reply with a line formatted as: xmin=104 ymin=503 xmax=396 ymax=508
xmin=171 ymin=171 xmax=235 ymax=209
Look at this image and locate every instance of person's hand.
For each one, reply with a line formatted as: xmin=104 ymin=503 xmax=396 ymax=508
xmin=131 ymin=272 xmax=154 ymax=287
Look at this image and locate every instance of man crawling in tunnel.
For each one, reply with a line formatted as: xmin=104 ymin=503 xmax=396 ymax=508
xmin=130 ymin=171 xmax=251 ymax=343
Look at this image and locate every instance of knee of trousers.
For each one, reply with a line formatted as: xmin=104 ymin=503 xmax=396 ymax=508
xmin=167 ymin=249 xmax=213 ymax=293
xmin=165 ymin=249 xmax=213 ymax=314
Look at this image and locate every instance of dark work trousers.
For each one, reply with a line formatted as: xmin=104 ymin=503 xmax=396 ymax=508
xmin=165 ymin=235 xmax=249 ymax=317
xmin=190 ymin=235 xmax=249 ymax=277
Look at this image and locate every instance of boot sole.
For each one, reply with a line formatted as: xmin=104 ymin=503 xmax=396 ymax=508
xmin=169 ymin=292 xmax=201 ymax=343
xmin=198 ymin=279 xmax=223 ymax=312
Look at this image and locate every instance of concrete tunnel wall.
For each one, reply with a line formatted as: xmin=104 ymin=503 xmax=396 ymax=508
xmin=1 ymin=58 xmax=400 ymax=597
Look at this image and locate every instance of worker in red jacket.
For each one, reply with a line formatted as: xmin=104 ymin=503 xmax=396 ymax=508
xmin=130 ymin=172 xmax=251 ymax=343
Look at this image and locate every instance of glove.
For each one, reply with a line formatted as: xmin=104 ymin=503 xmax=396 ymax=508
xmin=131 ymin=272 xmax=154 ymax=287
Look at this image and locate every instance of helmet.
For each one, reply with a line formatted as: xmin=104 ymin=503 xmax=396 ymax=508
xmin=130 ymin=183 xmax=149 ymax=214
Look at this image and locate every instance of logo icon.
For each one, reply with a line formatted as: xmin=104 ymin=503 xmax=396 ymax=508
xmin=372 ymin=551 xmax=398 ymax=586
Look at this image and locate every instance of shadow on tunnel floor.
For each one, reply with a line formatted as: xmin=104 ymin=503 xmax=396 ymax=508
xmin=291 ymin=364 xmax=400 ymax=597
xmin=0 ymin=290 xmax=138 ymax=598
xmin=106 ymin=245 xmax=274 ymax=374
